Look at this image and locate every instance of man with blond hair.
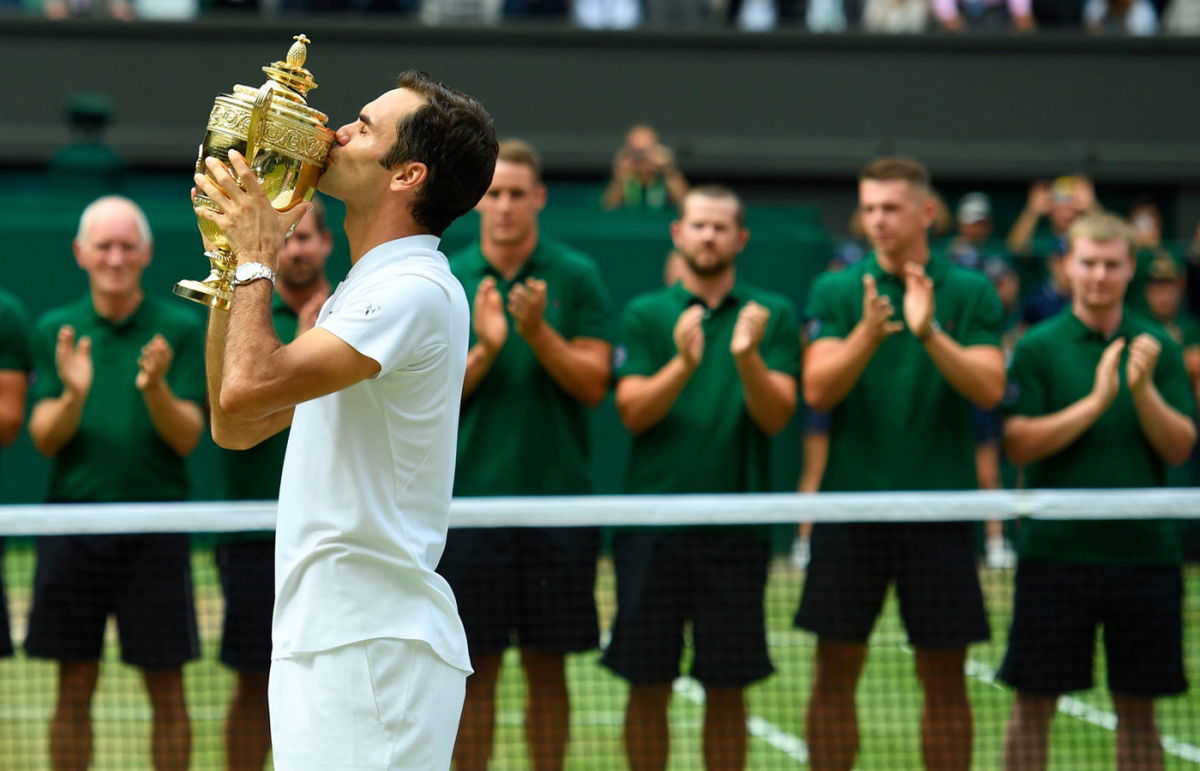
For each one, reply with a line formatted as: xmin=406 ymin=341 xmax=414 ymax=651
xmin=1000 ymin=211 xmax=1195 ymax=770
xmin=439 ymin=138 xmax=612 ymax=771
xmin=796 ymin=156 xmax=1005 ymax=771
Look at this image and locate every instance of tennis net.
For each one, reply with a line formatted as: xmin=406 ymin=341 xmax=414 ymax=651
xmin=0 ymin=490 xmax=1196 ymax=769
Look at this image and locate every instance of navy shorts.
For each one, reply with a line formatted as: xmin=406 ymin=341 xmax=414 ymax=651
xmin=216 ymin=539 xmax=275 ymax=673
xmin=998 ymin=562 xmax=1186 ymax=697
xmin=437 ymin=526 xmax=600 ymax=657
xmin=795 ymin=522 xmax=990 ymax=647
xmin=24 ymin=534 xmax=199 ymax=670
xmin=601 ymin=529 xmax=773 ymax=689
xmin=0 ymin=539 xmax=12 ymax=658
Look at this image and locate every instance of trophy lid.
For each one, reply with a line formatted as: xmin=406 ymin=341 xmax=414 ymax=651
xmin=261 ymin=34 xmax=319 ymax=99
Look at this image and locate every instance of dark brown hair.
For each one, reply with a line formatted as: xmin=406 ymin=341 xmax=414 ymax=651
xmin=380 ymin=71 xmax=498 ymax=236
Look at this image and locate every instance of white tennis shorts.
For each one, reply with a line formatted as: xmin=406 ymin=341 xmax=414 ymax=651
xmin=269 ymin=637 xmax=467 ymax=770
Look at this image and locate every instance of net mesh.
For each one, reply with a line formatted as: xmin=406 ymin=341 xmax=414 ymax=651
xmin=0 ymin=491 xmax=1196 ymax=770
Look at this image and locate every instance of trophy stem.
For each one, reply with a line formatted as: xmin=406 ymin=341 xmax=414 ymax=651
xmin=173 ymin=250 xmax=235 ymax=311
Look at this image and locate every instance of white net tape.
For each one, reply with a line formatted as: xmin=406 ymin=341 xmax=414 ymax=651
xmin=0 ymin=488 xmax=1196 ymax=535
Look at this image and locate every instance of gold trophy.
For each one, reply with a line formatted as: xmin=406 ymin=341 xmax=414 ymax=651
xmin=174 ymin=34 xmax=335 ymax=310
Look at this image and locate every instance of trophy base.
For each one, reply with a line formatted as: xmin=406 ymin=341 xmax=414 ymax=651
xmin=174 ymin=279 xmax=230 ymax=311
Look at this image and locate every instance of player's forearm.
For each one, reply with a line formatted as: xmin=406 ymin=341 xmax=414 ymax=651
xmin=0 ymin=370 xmax=27 ymax=447
xmin=803 ymin=325 xmax=882 ymax=412
xmin=615 ymin=358 xmax=694 ymax=435
xmin=28 ymin=392 xmax=85 ymax=457
xmin=923 ymin=336 xmax=1006 ymax=408
xmin=221 ymin=281 xmax=288 ymax=419
xmin=140 ymin=382 xmax=204 ymax=457
xmin=524 ymin=325 xmax=611 ymax=407
xmin=1132 ymin=384 xmax=1197 ymax=466
xmin=1003 ymin=396 xmax=1106 ymax=466
xmin=735 ymin=349 xmax=797 ymax=436
xmin=462 ymin=342 xmax=500 ymax=400
xmin=208 ymin=301 xmax=294 ymax=450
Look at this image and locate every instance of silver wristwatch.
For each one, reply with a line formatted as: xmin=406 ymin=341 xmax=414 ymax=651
xmin=232 ymin=262 xmax=276 ymax=287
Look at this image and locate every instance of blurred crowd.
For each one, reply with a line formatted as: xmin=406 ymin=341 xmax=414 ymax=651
xmin=4 ymin=0 xmax=1200 ymax=34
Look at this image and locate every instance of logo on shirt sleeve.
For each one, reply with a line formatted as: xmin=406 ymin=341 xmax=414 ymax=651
xmin=805 ymin=318 xmax=822 ymax=340
xmin=613 ymin=344 xmax=628 ymax=369
xmin=364 ymin=303 xmax=381 ymax=317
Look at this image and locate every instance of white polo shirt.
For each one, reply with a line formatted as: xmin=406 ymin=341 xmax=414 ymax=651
xmin=272 ymin=234 xmax=472 ymax=673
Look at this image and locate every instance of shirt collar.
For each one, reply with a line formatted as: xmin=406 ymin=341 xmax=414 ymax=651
xmin=1064 ymin=307 xmax=1134 ymax=343
xmin=668 ymin=279 xmax=748 ymax=311
xmin=864 ymin=251 xmax=948 ymax=285
xmin=348 ymin=234 xmax=443 ymax=282
xmin=86 ymin=293 xmax=146 ymax=332
xmin=475 ymin=242 xmax=545 ymax=282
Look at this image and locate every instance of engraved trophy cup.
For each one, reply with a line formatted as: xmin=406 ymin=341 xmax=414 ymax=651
xmin=174 ymin=34 xmax=335 ymax=310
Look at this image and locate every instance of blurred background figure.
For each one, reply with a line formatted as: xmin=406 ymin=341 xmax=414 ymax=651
xmin=932 ymin=0 xmax=1035 ymax=29
xmin=601 ymin=124 xmax=689 ymax=212
xmin=43 ymin=0 xmax=132 ymax=19
xmin=1084 ymin=0 xmax=1159 ymax=33
xmin=942 ymin=192 xmax=1011 ymax=271
xmin=862 ymin=0 xmax=928 ymax=32
xmin=48 ymin=94 xmax=124 ymax=195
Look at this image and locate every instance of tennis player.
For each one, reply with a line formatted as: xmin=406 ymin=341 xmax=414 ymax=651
xmin=197 ymin=72 xmax=497 ymax=769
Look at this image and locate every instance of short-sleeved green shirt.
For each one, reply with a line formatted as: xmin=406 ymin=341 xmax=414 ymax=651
xmin=1005 ymin=309 xmax=1195 ymax=566
xmin=31 ymin=295 xmax=206 ymax=503
xmin=217 ymin=292 xmax=299 ymax=499
xmin=616 ymin=280 xmax=800 ymax=498
xmin=450 ymin=239 xmax=612 ymax=496
xmin=0 ymin=287 xmax=31 ymax=375
xmin=806 ymin=253 xmax=1004 ymax=492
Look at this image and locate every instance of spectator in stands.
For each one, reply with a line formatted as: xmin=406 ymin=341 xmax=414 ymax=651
xmin=942 ymin=192 xmax=1011 ymax=271
xmin=214 ymin=200 xmax=332 ymax=771
xmin=796 ymin=156 xmax=1004 ymax=771
xmin=439 ymin=139 xmax=612 ymax=771
xmin=604 ymin=185 xmax=799 ymax=770
xmin=931 ymin=0 xmax=1035 ymax=29
xmin=0 ymin=285 xmax=31 ymax=660
xmin=601 ymin=125 xmax=689 ymax=212
xmin=1008 ymin=176 xmax=1096 ymax=298
xmin=1127 ymin=199 xmax=1175 ymax=317
xmin=43 ymin=0 xmax=133 ymax=18
xmin=862 ymin=0 xmax=929 ymax=31
xmin=1084 ymin=0 xmax=1159 ymax=33
xmin=25 ymin=196 xmax=205 ymax=770
xmin=1000 ymin=211 xmax=1194 ymax=770
xmin=1142 ymin=253 xmax=1200 ymax=390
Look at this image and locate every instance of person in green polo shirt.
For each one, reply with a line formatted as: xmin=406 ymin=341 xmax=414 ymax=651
xmin=213 ymin=198 xmax=332 ymax=771
xmin=437 ymin=139 xmax=613 ymax=771
xmin=602 ymin=184 xmax=800 ymax=770
xmin=0 ymin=285 xmax=31 ymax=659
xmin=24 ymin=196 xmax=206 ymax=771
xmin=796 ymin=156 xmax=1006 ymax=771
xmin=999 ymin=212 xmax=1195 ymax=770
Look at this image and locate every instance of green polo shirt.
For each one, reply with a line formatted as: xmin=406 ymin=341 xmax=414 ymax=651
xmin=616 ymin=280 xmax=800 ymax=499
xmin=450 ymin=239 xmax=612 ymax=496
xmin=0 ymin=288 xmax=31 ymax=376
xmin=31 ymin=295 xmax=205 ymax=503
xmin=0 ymin=288 xmax=32 ymax=484
xmin=217 ymin=292 xmax=299 ymax=501
xmin=806 ymin=253 xmax=1003 ymax=492
xmin=1005 ymin=309 xmax=1194 ymax=565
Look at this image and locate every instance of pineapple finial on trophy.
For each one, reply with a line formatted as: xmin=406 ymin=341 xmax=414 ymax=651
xmin=287 ymin=34 xmax=310 ymax=68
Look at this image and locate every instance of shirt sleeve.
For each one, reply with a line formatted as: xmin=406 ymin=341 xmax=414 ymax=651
xmin=1003 ymin=336 xmax=1046 ymax=418
xmin=566 ymin=260 xmax=613 ymax=343
xmin=958 ymin=278 xmax=1004 ymax=348
xmin=803 ymin=272 xmax=849 ymax=342
xmin=0 ymin=295 xmax=32 ymax=373
xmin=614 ymin=301 xmax=658 ymax=380
xmin=320 ymin=270 xmax=452 ymax=376
xmin=167 ymin=316 xmax=207 ymax=406
xmin=762 ymin=299 xmax=802 ymax=377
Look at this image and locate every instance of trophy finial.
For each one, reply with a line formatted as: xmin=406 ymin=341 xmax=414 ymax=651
xmin=287 ymin=34 xmax=310 ymax=69
xmin=262 ymin=33 xmax=319 ymax=99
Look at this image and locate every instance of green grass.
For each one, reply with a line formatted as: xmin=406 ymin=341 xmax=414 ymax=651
xmin=0 ymin=546 xmax=1197 ymax=769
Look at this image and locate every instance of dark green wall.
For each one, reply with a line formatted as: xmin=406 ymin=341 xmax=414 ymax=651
xmin=0 ymin=173 xmax=829 ymax=503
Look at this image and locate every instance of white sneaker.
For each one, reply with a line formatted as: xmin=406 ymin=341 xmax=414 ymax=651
xmin=986 ymin=539 xmax=1015 ymax=570
xmin=790 ymin=537 xmax=811 ymax=570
